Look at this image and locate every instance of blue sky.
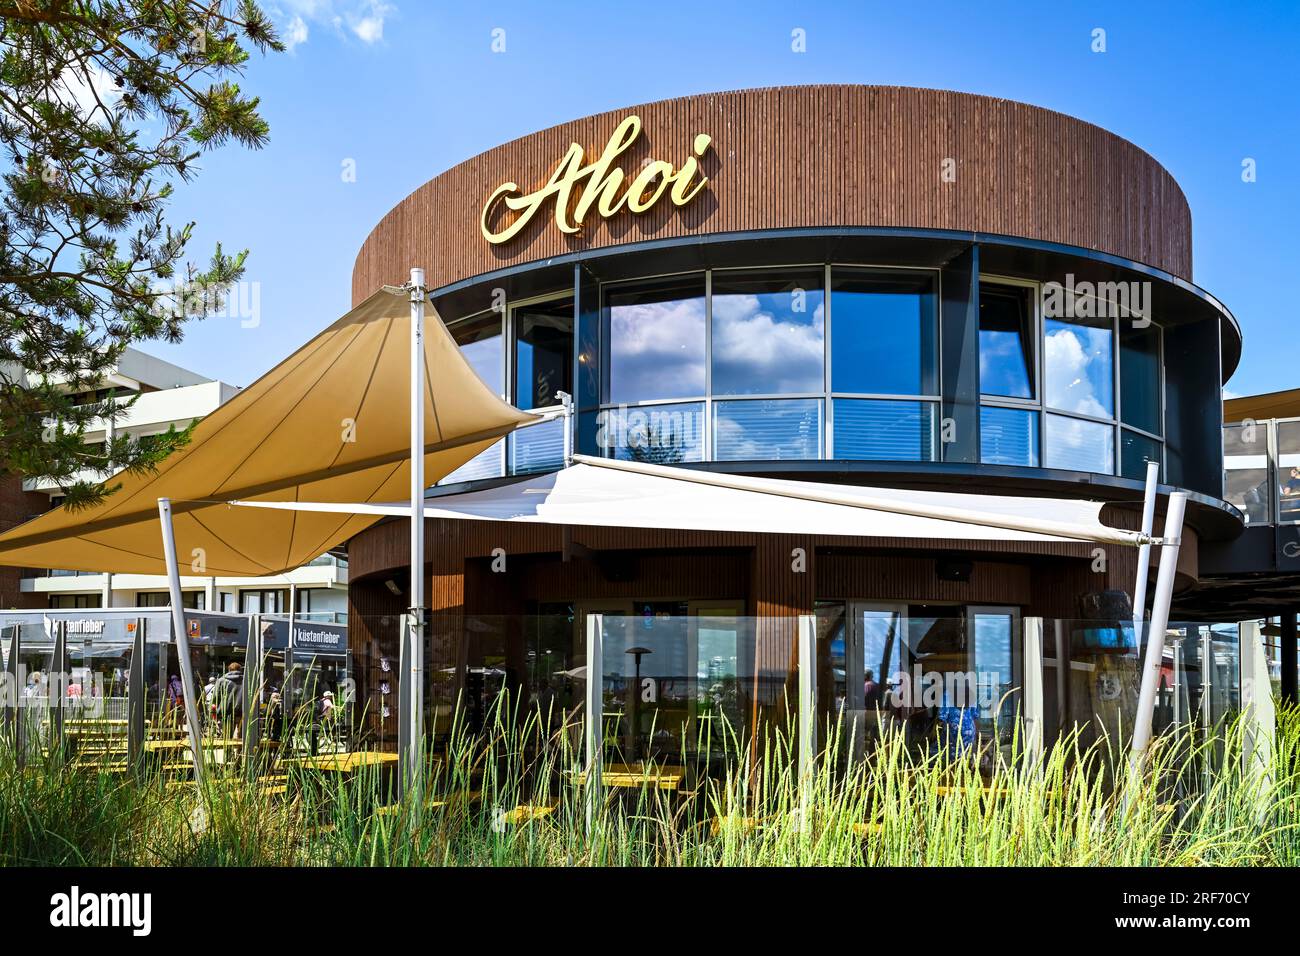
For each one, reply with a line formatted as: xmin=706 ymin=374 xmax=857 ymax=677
xmin=158 ymin=0 xmax=1297 ymax=397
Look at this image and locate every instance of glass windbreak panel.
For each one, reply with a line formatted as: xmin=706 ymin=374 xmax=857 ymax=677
xmin=980 ymin=405 xmax=1040 ymax=466
xmin=605 ymin=275 xmax=706 ymax=403
xmin=1045 ymin=315 xmax=1114 ymax=417
xmin=525 ymin=604 xmax=580 ymax=731
xmin=970 ymin=612 xmax=1017 ymax=743
xmin=597 ymin=402 xmax=704 ymax=463
xmin=711 ymin=270 xmax=825 ymax=396
xmin=979 ymin=285 xmax=1035 ymax=399
xmin=832 ymin=398 xmax=936 ymax=461
xmin=16 ymin=635 xmax=56 ymax=759
xmin=65 ymin=639 xmax=133 ymax=762
xmin=514 ymin=297 xmax=574 ymax=410
xmin=599 ymin=610 xmax=765 ymax=768
xmin=188 ymin=641 xmax=246 ymax=752
xmin=814 ymin=602 xmax=847 ymax=751
xmin=440 ymin=440 xmax=504 ymax=485
xmin=287 ymin=652 xmax=350 ymax=756
xmin=1206 ymin=625 xmax=1241 ymax=730
xmin=1278 ymin=420 xmax=1300 ymax=524
xmin=450 ymin=313 xmax=504 ymax=397
xmin=1045 ymin=413 xmax=1114 ymax=474
xmin=1222 ymin=421 xmax=1271 ymax=525
xmin=713 ymin=399 xmax=822 ymax=460
xmin=510 ymin=418 xmax=564 ymax=474
xmin=1120 ymin=429 xmax=1162 ymax=481
xmin=1120 ymin=325 xmax=1162 ymax=435
xmin=831 ymin=269 xmax=938 ymax=396
xmin=1062 ymin=619 xmax=1143 ymax=755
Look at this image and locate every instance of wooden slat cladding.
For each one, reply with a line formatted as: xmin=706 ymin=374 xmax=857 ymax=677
xmin=351 ymin=85 xmax=1193 ymax=304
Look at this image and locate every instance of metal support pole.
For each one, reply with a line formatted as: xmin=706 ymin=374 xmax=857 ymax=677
xmin=1281 ymin=609 xmax=1298 ymax=708
xmin=1131 ymin=492 xmax=1188 ymax=767
xmin=559 ymin=390 xmax=574 ymax=466
xmin=1132 ymin=459 xmax=1160 ymax=623
xmin=797 ymin=614 xmax=816 ymax=783
xmin=797 ymin=614 xmax=817 ymax=832
xmin=157 ymin=497 xmax=206 ymax=785
xmin=128 ymin=617 xmax=145 ymax=771
xmin=1023 ymin=617 xmax=1045 ymax=766
xmin=399 ymin=266 xmax=427 ymax=798
xmin=50 ymin=619 xmax=65 ymax=758
xmin=242 ymin=615 xmax=262 ymax=772
xmin=585 ymin=613 xmax=603 ymax=835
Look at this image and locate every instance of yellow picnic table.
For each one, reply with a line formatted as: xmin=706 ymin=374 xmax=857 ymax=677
xmin=284 ymin=751 xmax=398 ymax=774
xmin=573 ymin=762 xmax=685 ymax=791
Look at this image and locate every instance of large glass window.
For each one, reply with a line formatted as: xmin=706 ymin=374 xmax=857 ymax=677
xmin=831 ymin=269 xmax=937 ymax=396
xmin=1120 ymin=325 xmax=1162 ymax=436
xmin=605 ymin=275 xmax=706 ymax=404
xmin=1045 ymin=413 xmax=1114 ymax=474
xmin=979 ymin=286 xmax=1035 ymax=400
xmin=833 ymin=399 xmax=935 ymax=461
xmin=1045 ymin=313 xmax=1114 ymax=418
xmin=514 ymin=297 xmax=574 ymax=410
xmin=711 ymin=270 xmax=825 ymax=396
xmin=714 ymin=399 xmax=822 ymax=461
xmin=451 ymin=312 xmax=504 ymax=397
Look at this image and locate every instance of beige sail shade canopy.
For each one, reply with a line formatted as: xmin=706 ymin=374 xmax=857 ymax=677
xmin=0 ymin=290 xmax=537 ymax=576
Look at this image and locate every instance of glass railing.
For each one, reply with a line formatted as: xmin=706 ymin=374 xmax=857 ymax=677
xmin=1222 ymin=417 xmax=1300 ymax=525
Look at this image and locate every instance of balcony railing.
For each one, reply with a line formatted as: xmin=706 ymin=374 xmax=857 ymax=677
xmin=1223 ymin=417 xmax=1300 ymax=526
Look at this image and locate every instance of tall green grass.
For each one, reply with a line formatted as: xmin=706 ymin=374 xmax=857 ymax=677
xmin=2 ymin=698 xmax=1297 ymax=866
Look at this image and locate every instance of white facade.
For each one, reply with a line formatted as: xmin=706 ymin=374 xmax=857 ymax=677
xmin=20 ymin=348 xmax=348 ymax=617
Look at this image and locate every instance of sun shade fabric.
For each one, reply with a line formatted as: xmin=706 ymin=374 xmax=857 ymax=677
xmin=225 ymin=455 xmax=1141 ymax=547
xmin=0 ymin=290 xmax=536 ymax=576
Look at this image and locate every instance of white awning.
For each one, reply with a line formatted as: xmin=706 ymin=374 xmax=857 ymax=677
xmin=225 ymin=453 xmax=1151 ymax=547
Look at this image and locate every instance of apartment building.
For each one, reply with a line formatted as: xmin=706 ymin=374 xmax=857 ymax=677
xmin=10 ymin=347 xmax=349 ymax=619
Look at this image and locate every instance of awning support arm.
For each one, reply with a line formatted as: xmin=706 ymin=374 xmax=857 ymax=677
xmin=1132 ymin=459 xmax=1160 ymax=622
xmin=157 ymin=497 xmax=206 ymax=786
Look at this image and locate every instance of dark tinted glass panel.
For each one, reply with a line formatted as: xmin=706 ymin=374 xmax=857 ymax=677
xmin=1120 ymin=429 xmax=1162 ymax=481
xmin=980 ymin=406 xmax=1040 ymax=467
xmin=831 ymin=270 xmax=937 ymax=395
xmin=451 ymin=313 xmax=503 ymax=397
xmin=1120 ymin=325 xmax=1162 ymax=435
xmin=605 ymin=275 xmax=706 ymax=404
xmin=833 ymin=399 xmax=935 ymax=461
xmin=514 ymin=297 xmax=574 ymax=409
xmin=711 ymin=270 xmax=824 ymax=396
xmin=979 ymin=286 xmax=1034 ymax=400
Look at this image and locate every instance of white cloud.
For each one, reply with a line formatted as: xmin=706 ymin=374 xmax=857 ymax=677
xmin=285 ymin=15 xmax=309 ymax=51
xmin=56 ymin=64 xmax=122 ymax=123
xmin=270 ymin=1 xmax=394 ymax=49
xmin=1044 ymin=325 xmax=1112 ymax=418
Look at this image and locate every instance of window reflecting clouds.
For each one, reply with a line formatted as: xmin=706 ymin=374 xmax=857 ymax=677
xmin=711 ymin=271 xmax=824 ymax=396
xmin=606 ymin=276 xmax=706 ymax=404
xmin=1045 ymin=317 xmax=1114 ymax=418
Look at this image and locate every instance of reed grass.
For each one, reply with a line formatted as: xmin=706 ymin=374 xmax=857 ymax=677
xmin=1 ymin=698 xmax=1297 ymax=867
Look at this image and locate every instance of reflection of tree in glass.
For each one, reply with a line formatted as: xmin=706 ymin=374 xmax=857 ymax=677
xmin=627 ymin=414 xmax=687 ymax=465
